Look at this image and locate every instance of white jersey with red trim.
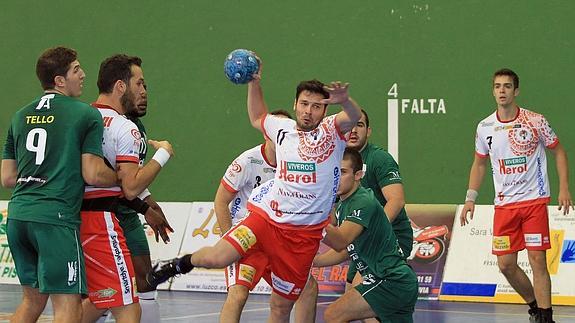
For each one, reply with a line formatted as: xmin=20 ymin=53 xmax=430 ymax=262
xmin=248 ymin=114 xmax=347 ymax=228
xmin=221 ymin=144 xmax=276 ymax=224
xmin=84 ymin=104 xmax=141 ymax=198
xmin=475 ymin=107 xmax=558 ymax=207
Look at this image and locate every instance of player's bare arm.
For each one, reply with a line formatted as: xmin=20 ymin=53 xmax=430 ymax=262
xmin=141 ymin=195 xmax=174 ymax=243
xmin=313 ymin=248 xmax=348 ymax=267
xmin=118 ymin=139 xmax=173 ymax=200
xmin=381 ymin=183 xmax=406 ymax=223
xmin=81 ymin=153 xmax=118 ymax=187
xmin=323 ymin=221 xmax=364 ymax=252
xmin=460 ymin=154 xmax=488 ymax=226
xmin=0 ymin=159 xmax=17 ymax=188
xmin=321 ymin=82 xmax=362 ymax=134
xmin=549 ymin=142 xmax=573 ymax=215
xmin=213 ymin=183 xmax=236 ymax=235
xmin=247 ymin=78 xmax=268 ymax=132
xmin=145 ymin=195 xmax=173 ymax=231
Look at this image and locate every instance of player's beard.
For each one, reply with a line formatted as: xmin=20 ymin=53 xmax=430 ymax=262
xmin=121 ymin=89 xmax=138 ymax=116
xmin=296 ymin=118 xmax=321 ymax=132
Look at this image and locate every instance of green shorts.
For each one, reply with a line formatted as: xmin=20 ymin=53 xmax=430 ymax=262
xmin=354 ymin=267 xmax=418 ymax=323
xmin=7 ymin=219 xmax=86 ymax=294
xmin=118 ymin=211 xmax=150 ymax=256
xmin=347 ymin=219 xmax=413 ymax=283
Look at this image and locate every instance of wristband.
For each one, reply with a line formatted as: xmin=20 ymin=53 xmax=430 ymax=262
xmin=138 ymin=188 xmax=151 ymax=200
xmin=465 ymin=189 xmax=478 ymax=202
xmin=152 ymin=148 xmax=170 ymax=167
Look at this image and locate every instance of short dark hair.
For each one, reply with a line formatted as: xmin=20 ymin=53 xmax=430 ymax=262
xmin=295 ymin=79 xmax=329 ymax=102
xmin=36 ymin=46 xmax=78 ymax=90
xmin=493 ymin=68 xmax=519 ymax=88
xmin=97 ymin=54 xmax=142 ymax=94
xmin=270 ymin=109 xmax=292 ymax=119
xmin=360 ymin=108 xmax=370 ymax=127
xmin=343 ymin=147 xmax=363 ymax=173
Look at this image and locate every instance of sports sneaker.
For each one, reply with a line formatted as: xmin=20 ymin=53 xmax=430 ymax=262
xmin=146 ymin=257 xmax=192 ymax=288
xmin=528 ymin=308 xmax=539 ymax=323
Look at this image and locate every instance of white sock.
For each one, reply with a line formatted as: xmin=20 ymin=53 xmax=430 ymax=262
xmin=138 ymin=290 xmax=160 ymax=323
xmin=94 ymin=310 xmax=111 ymax=323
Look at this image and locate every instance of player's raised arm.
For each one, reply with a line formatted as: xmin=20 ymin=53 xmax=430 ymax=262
xmin=246 ymin=56 xmax=268 ymax=132
xmin=321 ymin=82 xmax=362 ymax=134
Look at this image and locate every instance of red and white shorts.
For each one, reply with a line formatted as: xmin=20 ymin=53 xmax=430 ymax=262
xmin=80 ymin=211 xmax=138 ymax=309
xmin=225 ymin=251 xmax=271 ymax=290
xmin=223 ymin=211 xmax=322 ymax=300
xmin=492 ymin=203 xmax=550 ymax=255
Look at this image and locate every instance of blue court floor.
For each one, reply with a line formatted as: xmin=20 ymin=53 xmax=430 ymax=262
xmin=1 ymin=284 xmax=574 ymax=322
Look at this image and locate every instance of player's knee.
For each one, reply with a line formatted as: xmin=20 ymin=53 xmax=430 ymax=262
xmin=269 ymin=297 xmax=294 ymax=317
xmin=527 ymin=251 xmax=547 ymax=265
xmin=300 ymin=278 xmax=318 ymax=300
xmin=323 ymin=304 xmax=341 ymax=323
xmin=111 ymin=302 xmax=141 ymax=321
xmin=21 ymin=290 xmax=48 ymax=308
xmin=497 ymin=260 xmax=519 ymax=276
xmin=227 ymin=285 xmax=249 ymax=305
xmin=528 ymin=255 xmax=549 ymax=275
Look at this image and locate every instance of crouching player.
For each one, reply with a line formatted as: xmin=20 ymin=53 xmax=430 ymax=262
xmin=315 ymin=148 xmax=418 ymax=323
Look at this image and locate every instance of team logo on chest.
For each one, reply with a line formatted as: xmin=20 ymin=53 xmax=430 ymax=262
xmin=297 ymin=122 xmax=336 ymax=163
xmin=279 ymin=161 xmax=317 ymax=184
xmin=508 ymin=112 xmax=538 ymax=156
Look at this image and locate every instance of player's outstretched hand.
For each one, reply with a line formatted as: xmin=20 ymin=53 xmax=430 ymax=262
xmin=321 ymin=82 xmax=350 ymax=105
xmin=144 ymin=207 xmax=174 ymax=243
xmin=459 ymin=201 xmax=475 ymax=226
xmin=148 ymin=139 xmax=174 ymax=157
xmin=558 ymin=189 xmax=574 ymax=215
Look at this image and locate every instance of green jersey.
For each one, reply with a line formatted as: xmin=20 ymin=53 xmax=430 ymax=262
xmin=117 ymin=117 xmax=148 ymax=219
xmin=3 ymin=93 xmax=104 ymax=228
xmin=360 ymin=142 xmax=412 ymax=252
xmin=133 ymin=118 xmax=148 ymax=164
xmin=337 ymin=186 xmax=407 ymax=280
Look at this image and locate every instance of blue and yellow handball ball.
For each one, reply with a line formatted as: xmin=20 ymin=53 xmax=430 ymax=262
xmin=224 ymin=49 xmax=259 ymax=84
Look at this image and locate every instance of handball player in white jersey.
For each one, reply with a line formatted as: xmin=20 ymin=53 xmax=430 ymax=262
xmin=148 ymin=57 xmax=362 ymax=322
xmin=460 ymin=68 xmax=572 ymax=323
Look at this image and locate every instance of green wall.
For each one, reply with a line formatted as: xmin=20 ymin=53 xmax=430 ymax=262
xmin=1 ymin=1 xmax=573 ymax=204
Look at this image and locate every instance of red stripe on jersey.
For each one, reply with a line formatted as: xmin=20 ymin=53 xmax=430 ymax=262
xmin=475 ymin=151 xmax=489 ymax=158
xmin=91 ymin=103 xmax=118 ymax=111
xmin=84 ymin=190 xmax=121 ymax=199
xmin=116 ymin=155 xmax=139 ymax=163
xmin=495 ymin=197 xmax=550 ymax=209
xmin=260 ymin=143 xmax=276 ymax=167
xmin=221 ymin=178 xmax=239 ymax=193
xmin=247 ymin=203 xmax=328 ymax=235
xmin=261 ymin=114 xmax=272 ymax=141
xmin=496 ymin=107 xmax=521 ymax=123
xmin=546 ymin=139 xmax=559 ymax=149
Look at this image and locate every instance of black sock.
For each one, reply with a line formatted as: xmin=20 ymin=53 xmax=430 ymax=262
xmin=539 ymin=307 xmax=553 ymax=321
xmin=528 ymin=300 xmax=538 ymax=310
xmin=178 ymin=254 xmax=194 ymax=274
